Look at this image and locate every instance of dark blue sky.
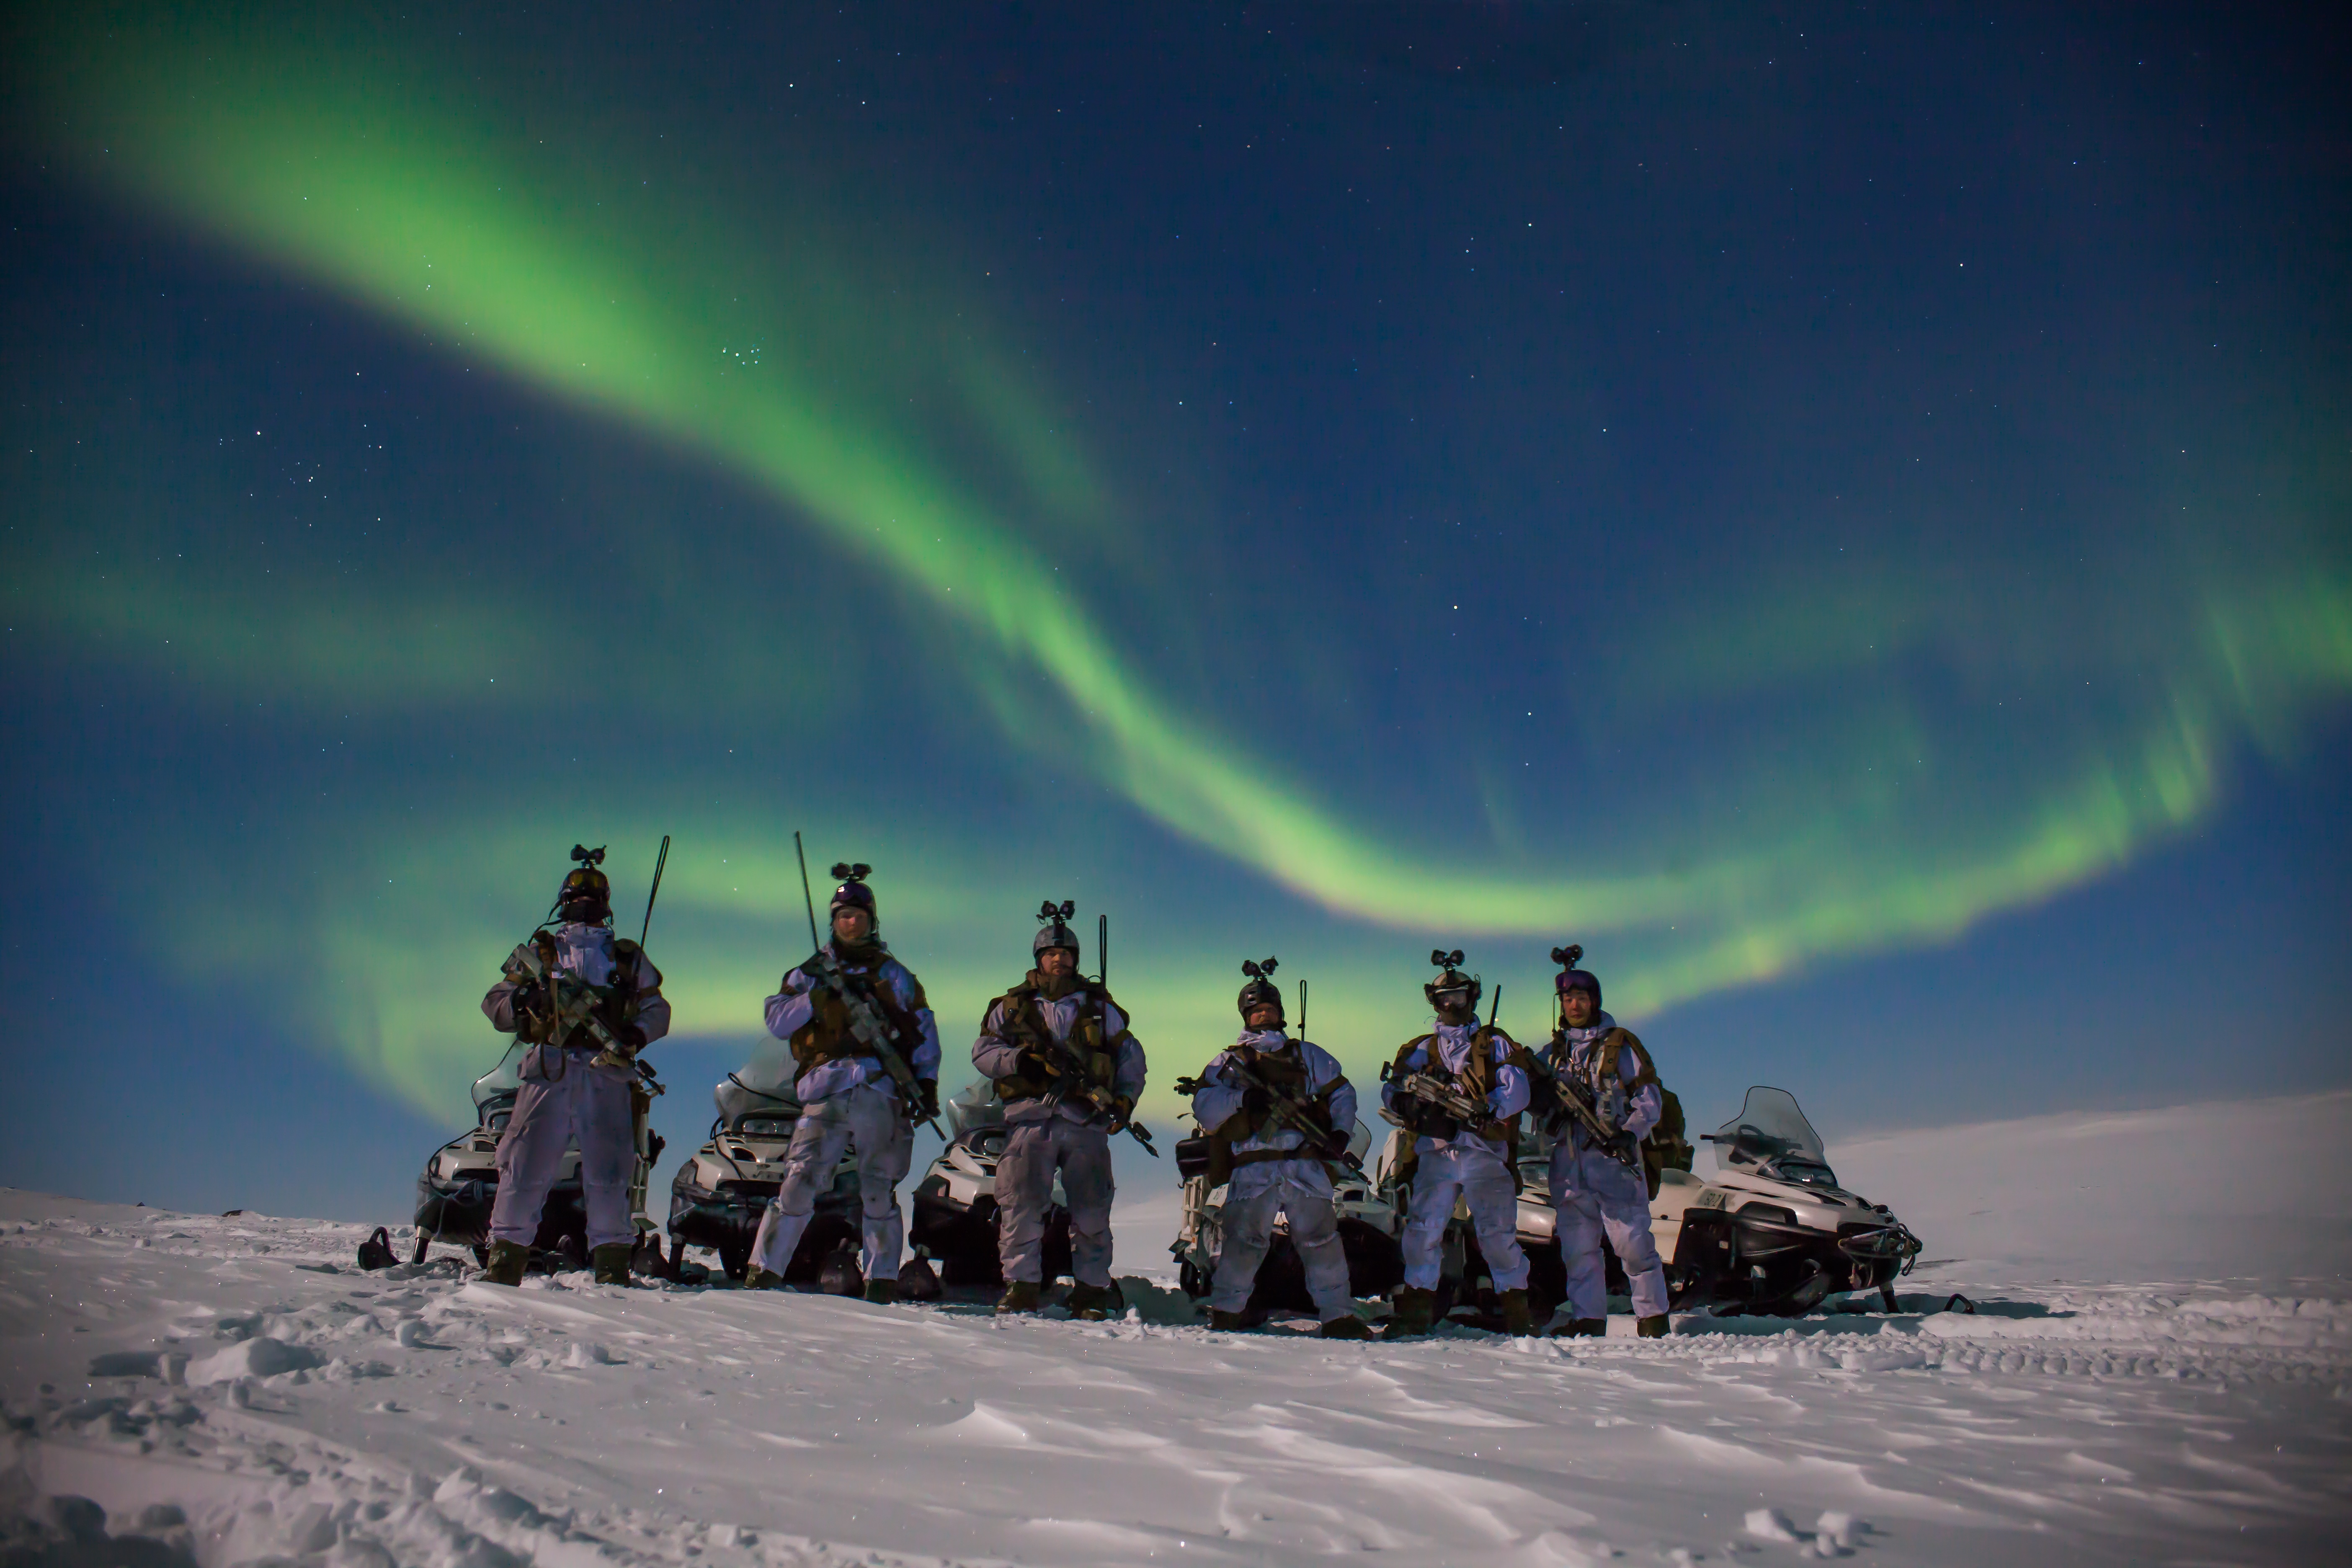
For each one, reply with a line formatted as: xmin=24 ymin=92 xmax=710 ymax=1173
xmin=4 ymin=2 xmax=2346 ymax=1218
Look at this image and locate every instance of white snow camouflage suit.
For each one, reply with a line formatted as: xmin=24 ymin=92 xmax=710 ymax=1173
xmin=1382 ymin=1022 xmax=1532 ymax=1293
xmin=749 ymin=940 xmax=941 ymax=1284
xmin=1189 ymin=1029 xmax=1360 ymax=1322
xmin=482 ymin=922 xmax=670 ymax=1254
xmin=971 ymin=981 xmax=1147 ymax=1288
xmin=1545 ymin=1011 xmax=1670 ymax=1321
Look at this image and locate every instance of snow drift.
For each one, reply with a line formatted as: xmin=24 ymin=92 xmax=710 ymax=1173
xmin=2 ymin=1093 xmax=2347 ymax=1567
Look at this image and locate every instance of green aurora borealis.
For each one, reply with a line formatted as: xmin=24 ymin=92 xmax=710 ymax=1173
xmin=6 ymin=5 xmax=2347 ymax=1129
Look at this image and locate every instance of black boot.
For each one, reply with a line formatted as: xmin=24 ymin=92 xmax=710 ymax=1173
xmin=591 ymin=1243 xmax=634 ymax=1286
xmin=996 ymin=1280 xmax=1041 ymax=1315
xmin=480 ymin=1241 xmax=530 ymax=1288
xmin=1549 ymin=1316 xmax=1607 ymax=1338
xmin=1498 ymin=1288 xmax=1535 ymax=1338
xmin=1319 ymin=1315 xmax=1374 ymax=1340
xmin=1063 ymin=1279 xmax=1114 ymax=1316
xmin=1636 ymin=1313 xmax=1671 ymax=1338
xmin=1387 ymin=1286 xmax=1436 ymax=1337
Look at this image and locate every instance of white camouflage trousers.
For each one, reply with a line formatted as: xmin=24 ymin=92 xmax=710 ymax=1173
xmin=1210 ymin=1171 xmax=1355 ymax=1321
xmin=995 ymin=1117 xmax=1116 ymax=1287
xmin=1400 ymin=1142 xmax=1529 ymax=1292
xmin=1550 ymin=1139 xmax=1669 ymax=1320
xmin=490 ymin=1044 xmax=637 ymax=1253
xmin=750 ymin=1082 xmax=914 ymax=1282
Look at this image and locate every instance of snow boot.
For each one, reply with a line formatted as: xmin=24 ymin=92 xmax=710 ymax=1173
xmin=862 ymin=1278 xmax=898 ymax=1305
xmin=480 ymin=1240 xmax=530 ymax=1288
xmin=1208 ymin=1308 xmax=1253 ymax=1332
xmin=1065 ymin=1281 xmax=1122 ymax=1320
xmin=1387 ymin=1286 xmax=1436 ymax=1338
xmin=996 ymin=1280 xmax=1042 ymax=1315
xmin=1320 ymin=1315 xmax=1375 ymax=1341
xmin=1498 ymin=1288 xmax=1535 ymax=1338
xmin=1549 ymin=1316 xmax=1607 ymax=1338
xmin=591 ymin=1243 xmax=634 ymax=1286
xmin=1636 ymin=1313 xmax=1671 ymax=1339
xmin=745 ymin=1266 xmax=787 ymax=1290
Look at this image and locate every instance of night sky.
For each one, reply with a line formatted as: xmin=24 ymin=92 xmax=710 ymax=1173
xmin=4 ymin=2 xmax=2346 ymax=1219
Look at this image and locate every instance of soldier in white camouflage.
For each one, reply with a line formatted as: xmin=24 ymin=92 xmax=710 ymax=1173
xmin=971 ymin=901 xmax=1146 ymax=1319
xmin=480 ymin=846 xmax=669 ymax=1287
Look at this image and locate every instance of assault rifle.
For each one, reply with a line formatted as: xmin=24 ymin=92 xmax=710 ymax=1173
xmin=1021 ymin=1013 xmax=1159 ymax=1156
xmin=799 ymin=950 xmax=945 ymax=1138
xmin=1379 ymin=1061 xmax=1497 ymax=1138
xmin=1173 ymin=1049 xmax=1359 ymax=1171
xmin=1528 ymin=1053 xmax=1638 ymax=1168
xmin=507 ymin=937 xmax=660 ymax=1091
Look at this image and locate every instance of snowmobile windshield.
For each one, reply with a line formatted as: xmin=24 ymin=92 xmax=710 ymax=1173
xmin=1344 ymin=1117 xmax=1374 ymax=1164
xmin=471 ymin=1043 xmax=526 ymax=1114
xmin=945 ymin=1079 xmax=1007 ymax=1142
xmin=1709 ymin=1087 xmax=1837 ymax=1186
xmin=715 ymin=1037 xmax=800 ymax=1131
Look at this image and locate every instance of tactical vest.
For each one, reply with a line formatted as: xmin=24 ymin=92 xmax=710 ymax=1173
xmin=988 ymin=977 xmax=1123 ymax=1102
xmin=1551 ymin=1024 xmax=1688 ymax=1198
xmin=1392 ymin=1026 xmax=1526 ymax=1148
xmin=1200 ymin=1041 xmax=1345 ymax=1187
xmin=787 ymin=949 xmax=926 ymax=1073
xmin=509 ymin=933 xmax=649 ymax=1046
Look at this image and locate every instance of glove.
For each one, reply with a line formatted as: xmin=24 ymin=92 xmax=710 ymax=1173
xmin=1313 ymin=1124 xmax=1352 ymax=1160
xmin=1016 ymin=1048 xmax=1057 ymax=1082
xmin=509 ymin=981 xmax=548 ymax=1021
xmin=1109 ymin=1093 xmax=1135 ymax=1128
xmin=1242 ymin=1084 xmax=1274 ymax=1121
xmin=916 ymin=1079 xmax=940 ymax=1122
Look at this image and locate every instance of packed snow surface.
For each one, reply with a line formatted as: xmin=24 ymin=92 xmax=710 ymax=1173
xmin=5 ymin=1093 xmax=2349 ymax=1566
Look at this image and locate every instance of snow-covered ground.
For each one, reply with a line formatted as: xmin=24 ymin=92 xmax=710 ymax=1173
xmin=4 ymin=1093 xmax=2349 ymax=1567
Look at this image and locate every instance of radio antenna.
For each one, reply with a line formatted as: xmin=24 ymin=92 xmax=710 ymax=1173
xmin=794 ymin=830 xmax=820 ymax=952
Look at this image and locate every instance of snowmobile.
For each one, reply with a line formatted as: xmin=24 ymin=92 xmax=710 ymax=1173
xmin=409 ymin=1042 xmax=667 ymax=1274
xmin=1169 ymin=1115 xmax=1406 ymax=1316
xmin=665 ymin=1037 xmax=867 ymax=1284
xmin=1380 ymin=1085 xmax=1921 ymax=1322
xmin=908 ymin=1080 xmax=1072 ymax=1286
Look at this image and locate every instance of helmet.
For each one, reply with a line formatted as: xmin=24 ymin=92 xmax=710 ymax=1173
xmin=1424 ymin=948 xmax=1480 ymax=1010
xmin=1034 ymin=898 xmax=1081 ymax=958
xmin=1551 ymin=943 xmax=1601 ymax=1007
xmin=829 ymin=862 xmax=877 ymax=923
xmin=1236 ymin=956 xmax=1284 ymax=1024
xmin=555 ymin=845 xmax=611 ymax=924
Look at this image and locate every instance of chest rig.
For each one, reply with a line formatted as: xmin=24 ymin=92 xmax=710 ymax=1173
xmin=787 ymin=949 xmax=925 ymax=1073
xmin=989 ymin=977 xmax=1120 ymax=1101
